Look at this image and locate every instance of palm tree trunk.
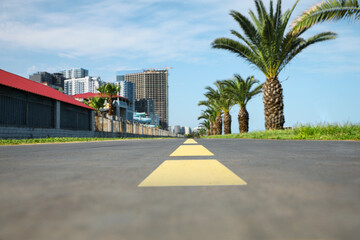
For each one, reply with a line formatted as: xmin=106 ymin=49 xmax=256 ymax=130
xmin=223 ymin=112 xmax=231 ymax=134
xmin=215 ymin=114 xmax=222 ymax=135
xmin=238 ymin=106 xmax=249 ymax=133
xmin=263 ymin=77 xmax=285 ymax=130
xmin=108 ymin=97 xmax=113 ymax=116
xmin=210 ymin=122 xmax=215 ymax=135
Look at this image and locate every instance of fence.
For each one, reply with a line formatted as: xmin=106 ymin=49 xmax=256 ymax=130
xmin=94 ymin=114 xmax=180 ymax=138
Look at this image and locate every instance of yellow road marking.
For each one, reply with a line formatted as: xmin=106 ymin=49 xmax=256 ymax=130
xmin=138 ymin=160 xmax=247 ymax=187
xmin=170 ymin=145 xmax=214 ymax=156
xmin=183 ymin=139 xmax=198 ymax=144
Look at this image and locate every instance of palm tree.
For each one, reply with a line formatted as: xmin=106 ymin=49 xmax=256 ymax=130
xmin=97 ymin=83 xmax=120 ymax=116
xmin=212 ymin=0 xmax=337 ymax=130
xmin=198 ymin=111 xmax=211 ymax=134
xmin=223 ymin=75 xmax=263 ymax=133
xmin=199 ymin=120 xmax=211 ymax=136
xmin=201 ymin=81 xmax=234 ymax=135
xmin=198 ymin=108 xmax=217 ymax=135
xmin=292 ymin=0 xmax=360 ymax=33
xmin=198 ymin=101 xmax=222 ymax=135
xmin=89 ymin=97 xmax=106 ymax=112
xmin=208 ymin=81 xmax=235 ymax=134
xmin=202 ymin=90 xmax=223 ymax=135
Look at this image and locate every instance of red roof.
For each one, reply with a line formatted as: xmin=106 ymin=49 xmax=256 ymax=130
xmin=71 ymin=93 xmax=130 ymax=103
xmin=71 ymin=92 xmax=127 ymax=100
xmin=0 ymin=69 xmax=93 ymax=110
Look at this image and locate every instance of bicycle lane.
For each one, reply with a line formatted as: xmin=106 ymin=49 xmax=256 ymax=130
xmin=138 ymin=139 xmax=247 ymax=187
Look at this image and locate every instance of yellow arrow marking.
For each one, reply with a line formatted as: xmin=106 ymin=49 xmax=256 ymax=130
xmin=170 ymin=145 xmax=214 ymax=156
xmin=183 ymin=139 xmax=198 ymax=144
xmin=138 ymin=160 xmax=247 ymax=187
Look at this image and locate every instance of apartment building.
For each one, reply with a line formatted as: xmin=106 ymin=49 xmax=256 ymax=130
xmin=60 ymin=68 xmax=88 ymax=79
xmin=64 ymin=76 xmax=103 ymax=95
xmin=114 ymin=79 xmax=135 ymax=111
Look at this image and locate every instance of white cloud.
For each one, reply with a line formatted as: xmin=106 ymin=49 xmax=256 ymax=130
xmin=26 ymin=65 xmax=38 ymax=75
xmin=0 ymin=0 xmax=359 ymax=65
xmin=0 ymin=0 xmax=224 ymax=60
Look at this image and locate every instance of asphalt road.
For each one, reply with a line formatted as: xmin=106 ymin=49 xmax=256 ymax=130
xmin=0 ymin=138 xmax=359 ymax=240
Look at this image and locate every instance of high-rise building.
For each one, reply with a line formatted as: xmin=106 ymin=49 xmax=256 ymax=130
xmin=124 ymin=69 xmax=168 ymax=128
xmin=115 ymin=80 xmax=135 ymax=111
xmin=64 ymin=76 xmax=103 ymax=95
xmin=52 ymin=73 xmax=65 ymax=87
xmin=184 ymin=126 xmax=192 ymax=135
xmin=60 ymin=68 xmax=89 ymax=79
xmin=173 ymin=125 xmax=181 ymax=135
xmin=114 ymin=80 xmax=135 ymax=121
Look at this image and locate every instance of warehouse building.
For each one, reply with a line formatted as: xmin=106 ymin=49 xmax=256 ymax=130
xmin=0 ymin=69 xmax=94 ymax=139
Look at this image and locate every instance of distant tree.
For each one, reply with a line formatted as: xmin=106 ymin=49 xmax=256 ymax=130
xmin=198 ymin=100 xmax=223 ymax=135
xmin=97 ymin=83 xmax=120 ymax=116
xmin=199 ymin=120 xmax=211 ymax=136
xmin=223 ymin=75 xmax=263 ymax=133
xmin=199 ymin=126 xmax=208 ymax=137
xmin=205 ymin=81 xmax=235 ymax=135
xmin=197 ymin=119 xmax=211 ymax=136
xmin=198 ymin=107 xmax=217 ymax=135
xmin=90 ymin=97 xmax=106 ymax=111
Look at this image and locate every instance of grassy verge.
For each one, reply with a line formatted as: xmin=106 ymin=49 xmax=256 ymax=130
xmin=203 ymin=123 xmax=360 ymax=141
xmin=0 ymin=137 xmax=171 ymax=146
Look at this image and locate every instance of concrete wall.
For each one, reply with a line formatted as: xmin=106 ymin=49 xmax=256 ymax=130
xmin=0 ymin=112 xmax=182 ymax=139
xmin=0 ymin=126 xmax=94 ymax=139
xmin=0 ymin=117 xmax=182 ymax=139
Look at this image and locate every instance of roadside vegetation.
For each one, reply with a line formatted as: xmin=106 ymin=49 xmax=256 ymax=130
xmin=202 ymin=123 xmax=360 ymax=141
xmin=0 ymin=137 xmax=172 ymax=146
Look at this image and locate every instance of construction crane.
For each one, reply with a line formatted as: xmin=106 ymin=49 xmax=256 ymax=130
xmin=147 ymin=67 xmax=173 ymax=73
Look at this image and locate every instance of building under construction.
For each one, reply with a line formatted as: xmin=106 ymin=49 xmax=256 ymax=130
xmin=123 ymin=69 xmax=168 ymax=129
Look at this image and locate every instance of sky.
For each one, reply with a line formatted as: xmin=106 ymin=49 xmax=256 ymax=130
xmin=1 ymin=0 xmax=359 ymax=132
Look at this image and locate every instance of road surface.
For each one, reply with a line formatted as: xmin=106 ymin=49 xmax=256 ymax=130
xmin=0 ymin=138 xmax=359 ymax=240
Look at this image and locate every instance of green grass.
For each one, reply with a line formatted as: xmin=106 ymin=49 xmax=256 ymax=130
xmin=203 ymin=123 xmax=360 ymax=140
xmin=0 ymin=137 xmax=172 ymax=145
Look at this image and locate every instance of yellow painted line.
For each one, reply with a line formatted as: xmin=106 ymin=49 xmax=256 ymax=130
xmin=138 ymin=160 xmax=247 ymax=187
xmin=169 ymin=145 xmax=214 ymax=156
xmin=183 ymin=139 xmax=198 ymax=144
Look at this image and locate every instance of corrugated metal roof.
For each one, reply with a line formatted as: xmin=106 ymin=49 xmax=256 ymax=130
xmin=0 ymin=69 xmax=93 ymax=110
xmin=71 ymin=92 xmax=130 ymax=104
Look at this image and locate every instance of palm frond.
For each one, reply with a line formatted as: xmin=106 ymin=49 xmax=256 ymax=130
xmin=230 ymin=10 xmax=260 ymax=46
xmin=222 ymin=74 xmax=263 ymax=108
xmin=90 ymin=97 xmax=106 ymax=110
xmin=279 ymin=31 xmax=337 ymax=72
xmin=292 ymin=0 xmax=360 ymax=33
xmin=199 ymin=120 xmax=211 ymax=131
xmin=212 ymin=0 xmax=336 ymax=79
xmin=249 ymin=10 xmax=262 ymax=31
xmin=212 ymin=38 xmax=268 ymax=75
